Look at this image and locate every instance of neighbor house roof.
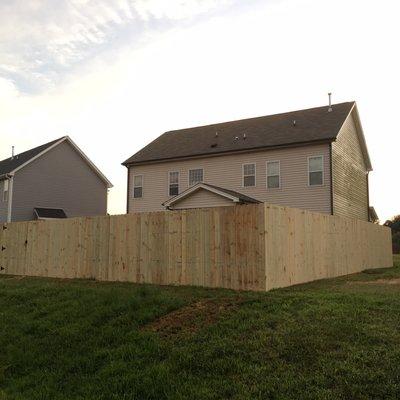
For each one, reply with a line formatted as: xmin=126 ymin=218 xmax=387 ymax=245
xmin=34 ymin=207 xmax=68 ymax=219
xmin=0 ymin=138 xmax=61 ymax=177
xmin=123 ymin=101 xmax=371 ymax=169
xmin=0 ymin=136 xmax=113 ymax=187
xmin=162 ymin=182 xmax=261 ymax=208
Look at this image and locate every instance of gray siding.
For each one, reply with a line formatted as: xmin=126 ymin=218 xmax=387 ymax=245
xmin=11 ymin=141 xmax=108 ymax=222
xmin=0 ymin=180 xmax=8 ymax=222
xmin=332 ymin=111 xmax=369 ymax=221
xmin=128 ymin=143 xmax=332 ymax=214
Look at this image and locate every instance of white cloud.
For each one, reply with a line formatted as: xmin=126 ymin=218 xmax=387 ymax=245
xmin=0 ymin=0 xmax=234 ymax=93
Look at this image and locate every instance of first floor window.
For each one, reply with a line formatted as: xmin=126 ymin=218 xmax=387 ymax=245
xmin=133 ymin=175 xmax=143 ymax=198
xmin=3 ymin=180 xmax=9 ymax=202
xmin=308 ymin=156 xmax=323 ymax=186
xmin=189 ymin=169 xmax=203 ymax=186
xmin=243 ymin=163 xmax=256 ymax=187
xmin=266 ymin=161 xmax=280 ymax=188
xmin=169 ymin=171 xmax=179 ymax=196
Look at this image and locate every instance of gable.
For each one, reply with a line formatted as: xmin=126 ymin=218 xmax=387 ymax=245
xmin=336 ymin=106 xmax=372 ymax=171
xmin=0 ymin=138 xmax=61 ymax=177
xmin=336 ymin=111 xmax=367 ymax=170
xmin=169 ymin=188 xmax=235 ymax=210
xmin=1 ymin=136 xmax=112 ymax=187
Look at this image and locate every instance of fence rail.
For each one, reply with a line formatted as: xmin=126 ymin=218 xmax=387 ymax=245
xmin=0 ymin=204 xmax=393 ymax=291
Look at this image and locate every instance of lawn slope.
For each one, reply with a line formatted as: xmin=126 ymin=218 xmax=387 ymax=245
xmin=1 ymin=255 xmax=399 ymax=400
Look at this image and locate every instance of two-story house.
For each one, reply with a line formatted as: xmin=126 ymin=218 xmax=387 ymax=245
xmin=0 ymin=136 xmax=112 ymax=222
xmin=122 ymin=101 xmax=373 ymax=221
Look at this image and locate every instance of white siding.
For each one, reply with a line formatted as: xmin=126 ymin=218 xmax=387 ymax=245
xmin=332 ymin=111 xmax=369 ymax=221
xmin=128 ymin=143 xmax=331 ymax=214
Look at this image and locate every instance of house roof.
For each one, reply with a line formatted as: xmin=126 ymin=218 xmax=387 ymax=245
xmin=162 ymin=182 xmax=261 ymax=208
xmin=0 ymin=137 xmax=61 ymax=177
xmin=34 ymin=207 xmax=67 ymax=219
xmin=0 ymin=136 xmax=113 ymax=187
xmin=123 ymin=102 xmax=357 ymax=166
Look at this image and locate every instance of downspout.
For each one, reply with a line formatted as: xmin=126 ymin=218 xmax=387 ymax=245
xmin=366 ymin=171 xmax=370 ymax=221
xmin=329 ymin=143 xmax=334 ymax=215
xmin=6 ymin=173 xmax=14 ymax=223
xmin=126 ymin=166 xmax=130 ymax=214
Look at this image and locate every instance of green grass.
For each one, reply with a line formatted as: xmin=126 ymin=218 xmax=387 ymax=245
xmin=1 ymin=256 xmax=400 ymax=400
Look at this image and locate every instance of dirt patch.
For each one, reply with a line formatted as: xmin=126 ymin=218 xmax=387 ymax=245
xmin=348 ymin=278 xmax=400 ymax=285
xmin=143 ymin=297 xmax=243 ymax=338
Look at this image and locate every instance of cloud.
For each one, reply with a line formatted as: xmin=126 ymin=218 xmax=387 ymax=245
xmin=0 ymin=0 xmax=235 ymax=94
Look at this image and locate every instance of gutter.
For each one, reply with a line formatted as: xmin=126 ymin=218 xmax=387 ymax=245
xmin=122 ymin=138 xmax=334 ymax=168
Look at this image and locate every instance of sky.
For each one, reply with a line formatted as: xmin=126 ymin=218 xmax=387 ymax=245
xmin=0 ymin=0 xmax=399 ymax=221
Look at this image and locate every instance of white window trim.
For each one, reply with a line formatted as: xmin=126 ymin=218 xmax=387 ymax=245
xmin=266 ymin=160 xmax=281 ymax=189
xmin=188 ymin=168 xmax=204 ymax=187
xmin=133 ymin=174 xmax=143 ymax=198
xmin=307 ymin=155 xmax=324 ymax=186
xmin=242 ymin=163 xmax=256 ymax=188
xmin=168 ymin=171 xmax=180 ymax=196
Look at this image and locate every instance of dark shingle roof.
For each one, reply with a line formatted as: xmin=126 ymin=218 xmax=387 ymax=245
xmin=123 ymin=102 xmax=355 ymax=165
xmin=0 ymin=137 xmax=64 ymax=177
xmin=203 ymin=184 xmax=260 ymax=204
xmin=34 ymin=208 xmax=67 ymax=219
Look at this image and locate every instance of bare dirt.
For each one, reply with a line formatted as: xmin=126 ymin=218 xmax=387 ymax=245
xmin=143 ymin=297 xmax=243 ymax=338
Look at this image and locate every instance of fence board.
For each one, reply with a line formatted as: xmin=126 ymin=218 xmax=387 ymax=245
xmin=0 ymin=203 xmax=393 ymax=291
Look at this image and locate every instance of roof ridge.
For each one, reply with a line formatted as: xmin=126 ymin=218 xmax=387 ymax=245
xmin=163 ymin=101 xmax=356 ymax=134
xmin=123 ymin=101 xmax=356 ymax=166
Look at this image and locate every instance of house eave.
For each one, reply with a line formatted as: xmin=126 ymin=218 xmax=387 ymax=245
xmin=123 ymin=138 xmax=334 ymax=168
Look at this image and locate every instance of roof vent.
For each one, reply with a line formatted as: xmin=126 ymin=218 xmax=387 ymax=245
xmin=328 ymin=92 xmax=333 ymax=112
xmin=293 ymin=120 xmax=296 ymax=127
xmin=243 ymin=133 xmax=247 ymax=140
xmin=234 ymin=136 xmax=239 ymax=141
xmin=215 ymin=131 xmax=218 ymax=137
xmin=11 ymin=146 xmax=15 ymax=160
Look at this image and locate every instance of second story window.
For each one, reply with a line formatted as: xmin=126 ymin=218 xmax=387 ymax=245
xmin=3 ymin=180 xmax=9 ymax=202
xmin=308 ymin=156 xmax=324 ymax=186
xmin=189 ymin=169 xmax=203 ymax=186
xmin=243 ymin=163 xmax=256 ymax=187
xmin=133 ymin=175 xmax=143 ymax=198
xmin=266 ymin=161 xmax=280 ymax=188
xmin=169 ymin=171 xmax=179 ymax=196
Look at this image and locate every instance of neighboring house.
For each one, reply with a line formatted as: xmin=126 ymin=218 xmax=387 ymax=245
xmin=122 ymin=101 xmax=373 ymax=221
xmin=0 ymin=136 xmax=112 ymax=223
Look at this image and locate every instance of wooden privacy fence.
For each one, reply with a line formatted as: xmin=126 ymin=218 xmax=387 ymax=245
xmin=0 ymin=204 xmax=393 ymax=291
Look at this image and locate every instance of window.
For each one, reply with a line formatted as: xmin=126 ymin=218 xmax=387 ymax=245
xmin=308 ymin=156 xmax=323 ymax=186
xmin=266 ymin=161 xmax=280 ymax=188
xmin=3 ymin=180 xmax=8 ymax=202
xmin=169 ymin=171 xmax=179 ymax=196
xmin=189 ymin=169 xmax=203 ymax=186
xmin=243 ymin=163 xmax=256 ymax=187
xmin=133 ymin=175 xmax=143 ymax=198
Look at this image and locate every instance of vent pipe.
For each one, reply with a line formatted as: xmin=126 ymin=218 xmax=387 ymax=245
xmin=328 ymin=92 xmax=332 ymax=112
xmin=11 ymin=146 xmax=15 ymax=160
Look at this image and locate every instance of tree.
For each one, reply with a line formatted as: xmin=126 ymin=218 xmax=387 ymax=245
xmin=384 ymin=215 xmax=400 ymax=254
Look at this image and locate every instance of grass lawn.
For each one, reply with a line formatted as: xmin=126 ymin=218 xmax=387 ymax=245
xmin=1 ymin=255 xmax=400 ymax=400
